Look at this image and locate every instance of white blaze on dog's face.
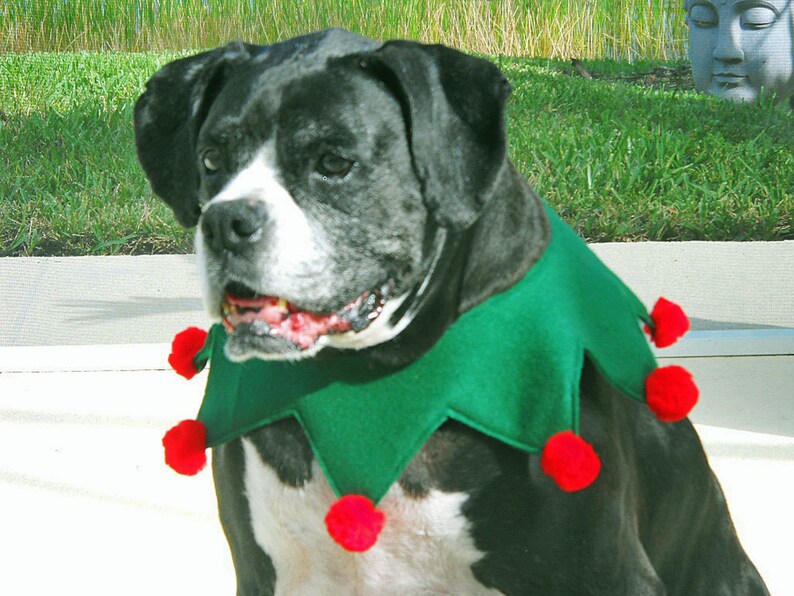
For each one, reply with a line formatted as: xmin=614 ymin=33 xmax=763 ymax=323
xmin=195 ymin=143 xmax=329 ymax=325
xmin=197 ymin=142 xmax=323 ymax=281
xmin=194 ymin=66 xmax=432 ymax=361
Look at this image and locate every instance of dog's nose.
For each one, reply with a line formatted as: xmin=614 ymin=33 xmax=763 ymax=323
xmin=201 ymin=200 xmax=267 ymax=253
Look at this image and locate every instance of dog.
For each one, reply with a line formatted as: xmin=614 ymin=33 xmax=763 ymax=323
xmin=135 ymin=29 xmax=769 ymax=595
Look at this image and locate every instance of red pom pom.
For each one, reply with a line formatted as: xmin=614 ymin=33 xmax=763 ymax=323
xmin=540 ymin=431 xmax=601 ymax=492
xmin=168 ymin=327 xmax=208 ymax=379
xmin=645 ymin=297 xmax=690 ymax=348
xmin=645 ymin=365 xmax=699 ymax=422
xmin=325 ymin=495 xmax=385 ymax=552
xmin=162 ymin=420 xmax=207 ymax=475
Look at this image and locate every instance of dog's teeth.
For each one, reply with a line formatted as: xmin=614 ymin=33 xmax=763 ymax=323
xmin=362 ymin=293 xmax=379 ymax=316
xmin=250 ymin=320 xmax=271 ymax=336
xmin=276 ymin=298 xmax=289 ymax=311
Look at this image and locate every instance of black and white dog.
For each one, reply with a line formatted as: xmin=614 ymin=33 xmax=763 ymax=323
xmin=135 ymin=29 xmax=768 ymax=595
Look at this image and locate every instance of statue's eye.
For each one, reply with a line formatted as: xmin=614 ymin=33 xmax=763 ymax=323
xmin=741 ymin=6 xmax=777 ymax=29
xmin=689 ymin=5 xmax=718 ymax=28
xmin=201 ymin=149 xmax=223 ymax=173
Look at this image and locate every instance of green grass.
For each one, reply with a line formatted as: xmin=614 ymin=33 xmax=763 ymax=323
xmin=0 ymin=52 xmax=194 ymax=255
xmin=0 ymin=52 xmax=792 ymax=257
xmin=3 ymin=0 xmax=687 ymax=61
xmin=502 ymin=57 xmax=794 ymax=242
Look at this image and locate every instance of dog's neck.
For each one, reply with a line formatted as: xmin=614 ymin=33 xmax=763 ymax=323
xmin=362 ymin=161 xmax=550 ymax=369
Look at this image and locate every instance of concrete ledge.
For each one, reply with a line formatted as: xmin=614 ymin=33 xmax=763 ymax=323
xmin=591 ymin=240 xmax=794 ymax=331
xmin=2 ymin=241 xmax=791 ymax=349
xmin=3 ymin=342 xmax=789 ymax=437
xmin=653 ymin=328 xmax=794 ymax=358
xmin=660 ymin=354 xmax=794 ymax=436
xmin=0 ymin=255 xmax=206 ymax=347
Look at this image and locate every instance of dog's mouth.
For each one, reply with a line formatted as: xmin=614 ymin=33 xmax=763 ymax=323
xmin=221 ymin=282 xmax=390 ymax=351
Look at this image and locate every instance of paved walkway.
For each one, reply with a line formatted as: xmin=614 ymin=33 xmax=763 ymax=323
xmin=0 ymin=244 xmax=792 ymax=595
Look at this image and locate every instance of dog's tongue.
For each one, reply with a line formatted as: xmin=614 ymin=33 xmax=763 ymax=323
xmin=224 ymin=295 xmax=352 ymax=349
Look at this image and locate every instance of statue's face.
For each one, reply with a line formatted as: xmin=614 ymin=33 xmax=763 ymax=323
xmin=686 ymin=0 xmax=794 ymax=103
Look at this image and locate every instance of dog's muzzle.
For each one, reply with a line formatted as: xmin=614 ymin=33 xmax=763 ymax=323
xmin=222 ymin=283 xmax=390 ymax=350
xmin=198 ymin=200 xmax=395 ymax=352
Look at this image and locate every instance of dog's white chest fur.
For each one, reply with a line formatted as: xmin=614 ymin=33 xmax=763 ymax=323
xmin=241 ymin=438 xmax=502 ymax=595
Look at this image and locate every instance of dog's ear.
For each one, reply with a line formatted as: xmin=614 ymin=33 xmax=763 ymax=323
xmin=134 ymin=43 xmax=254 ymax=227
xmin=342 ymin=41 xmax=512 ymax=231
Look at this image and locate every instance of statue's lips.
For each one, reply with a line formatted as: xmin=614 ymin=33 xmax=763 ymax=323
xmin=222 ymin=285 xmax=388 ymax=349
xmin=713 ymin=73 xmax=746 ymax=86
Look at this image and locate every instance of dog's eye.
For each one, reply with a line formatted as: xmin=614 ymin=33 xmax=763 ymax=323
xmin=201 ymin=149 xmax=223 ymax=173
xmin=317 ymin=152 xmax=355 ymax=179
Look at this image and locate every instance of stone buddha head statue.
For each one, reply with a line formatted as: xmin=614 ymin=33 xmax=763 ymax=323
xmin=685 ymin=0 xmax=794 ymax=106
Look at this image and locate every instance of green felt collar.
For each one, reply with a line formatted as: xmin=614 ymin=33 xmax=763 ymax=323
xmin=191 ymin=205 xmax=657 ymax=503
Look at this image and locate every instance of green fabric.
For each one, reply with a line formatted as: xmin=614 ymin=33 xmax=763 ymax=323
xmin=193 ymin=205 xmax=657 ymax=504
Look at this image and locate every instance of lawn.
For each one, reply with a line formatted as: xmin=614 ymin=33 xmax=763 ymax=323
xmin=0 ymin=51 xmax=792 ymax=257
xmin=1 ymin=0 xmax=792 ymax=255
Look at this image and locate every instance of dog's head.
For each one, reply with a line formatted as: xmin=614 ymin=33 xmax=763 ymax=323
xmin=135 ymin=29 xmax=523 ymax=362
